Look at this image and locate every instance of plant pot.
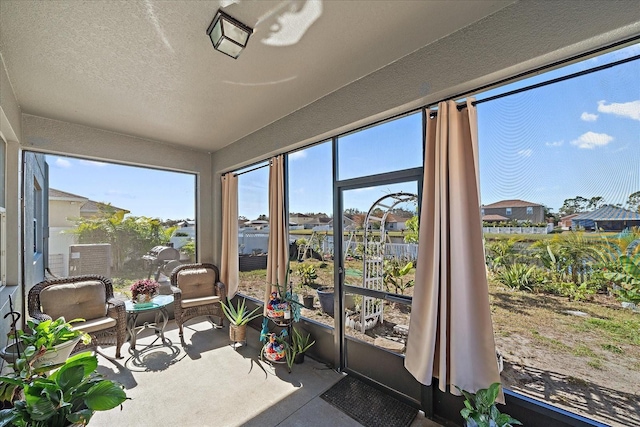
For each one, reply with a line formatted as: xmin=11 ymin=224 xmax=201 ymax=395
xmin=316 ymin=287 xmax=334 ymax=316
xmin=302 ymin=295 xmax=314 ymax=309
xmin=294 ymin=352 xmax=305 ymax=364
xmin=33 ymin=337 xmax=82 ymax=369
xmin=316 ymin=288 xmax=356 ymax=316
xmin=2 ymin=338 xmax=81 ymax=369
xmin=229 ymin=324 xmax=247 ymax=343
xmin=0 ymin=341 xmax=26 ymax=364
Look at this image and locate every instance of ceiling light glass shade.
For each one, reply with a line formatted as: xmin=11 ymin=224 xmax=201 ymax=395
xmin=207 ymin=10 xmax=253 ymax=59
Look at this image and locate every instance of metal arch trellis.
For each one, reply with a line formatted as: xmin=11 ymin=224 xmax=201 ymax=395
xmin=359 ymin=192 xmax=418 ymax=333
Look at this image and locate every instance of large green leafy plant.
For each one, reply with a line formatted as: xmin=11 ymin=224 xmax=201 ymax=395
xmin=457 ymin=383 xmax=521 ymax=427
xmin=604 ymin=255 xmax=640 ymax=304
xmin=17 ymin=317 xmax=91 ymax=353
xmin=0 ymin=352 xmax=127 ymax=427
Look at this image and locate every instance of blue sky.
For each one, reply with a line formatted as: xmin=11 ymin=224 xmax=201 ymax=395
xmin=477 ymin=45 xmax=640 ymax=212
xmin=47 ymin=156 xmax=195 ymax=220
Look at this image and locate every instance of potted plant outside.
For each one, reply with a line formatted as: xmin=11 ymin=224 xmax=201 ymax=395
xmin=296 ymin=264 xmax=317 ymax=309
xmin=290 ymin=328 xmax=315 ymax=364
xmin=0 ymin=351 xmax=128 ymax=426
xmin=457 ymin=382 xmax=521 ymax=427
xmin=220 ymin=297 xmax=262 ymax=343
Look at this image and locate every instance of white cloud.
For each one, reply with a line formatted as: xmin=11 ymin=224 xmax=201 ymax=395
xmin=80 ymin=160 xmax=107 ymax=167
xmin=55 ymin=158 xmax=71 ymax=168
xmin=288 ymin=151 xmax=307 ymax=160
xmin=570 ymin=131 xmax=614 ymax=149
xmin=597 ymin=100 xmax=640 ymax=121
xmin=580 ymin=112 xmax=598 ymax=122
xmin=545 ymin=140 xmax=563 ymax=147
xmin=517 ymin=149 xmax=533 ymax=157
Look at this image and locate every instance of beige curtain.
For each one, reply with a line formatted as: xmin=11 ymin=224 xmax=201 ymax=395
xmin=265 ymin=155 xmax=289 ymax=314
xmin=404 ymin=99 xmax=503 ymax=402
xmin=220 ymin=173 xmax=239 ymax=298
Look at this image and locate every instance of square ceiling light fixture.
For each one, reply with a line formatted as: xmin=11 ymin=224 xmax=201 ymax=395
xmin=207 ymin=10 xmax=253 ymax=59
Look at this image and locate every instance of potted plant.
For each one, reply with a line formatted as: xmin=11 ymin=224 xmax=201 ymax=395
xmin=296 ymin=264 xmax=317 ymax=309
xmin=130 ymin=278 xmax=160 ymax=304
xmin=457 ymin=382 xmax=521 ymax=427
xmin=1 ymin=317 xmax=91 ymax=369
xmin=290 ymin=327 xmax=315 ymax=364
xmin=220 ymin=297 xmax=262 ymax=344
xmin=0 ymin=351 xmax=128 ymax=426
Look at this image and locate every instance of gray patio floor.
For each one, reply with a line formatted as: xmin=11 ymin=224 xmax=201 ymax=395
xmin=90 ymin=320 xmax=442 ymax=427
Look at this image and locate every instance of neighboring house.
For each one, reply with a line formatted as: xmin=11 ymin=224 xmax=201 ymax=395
xmin=290 ymin=213 xmax=332 ymax=230
xmin=481 ymin=199 xmax=545 ymax=223
xmin=482 ymin=214 xmax=510 ymax=223
xmin=559 ymin=213 xmax=580 ymax=230
xmin=48 ymin=188 xmax=129 ymax=276
xmin=572 ymin=205 xmax=640 ymax=231
xmin=384 ymin=213 xmax=412 ymax=231
xmin=79 ymin=199 xmax=129 ymax=218
xmin=170 ymin=220 xmax=195 ymax=249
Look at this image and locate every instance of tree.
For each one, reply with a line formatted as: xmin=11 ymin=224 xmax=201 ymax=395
xmin=404 ymin=215 xmax=419 ymax=243
xmin=627 ymin=191 xmax=640 ymax=213
xmin=587 ymin=196 xmax=605 ymax=210
xmin=71 ymin=210 xmax=174 ymax=273
xmin=558 ymin=196 xmax=589 ymax=216
xmin=257 ymin=214 xmax=268 ymax=221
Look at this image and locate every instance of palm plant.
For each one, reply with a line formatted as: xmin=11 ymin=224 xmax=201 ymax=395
xmin=485 ymin=238 xmax=521 ymax=271
xmin=555 ymin=233 xmax=606 ymax=284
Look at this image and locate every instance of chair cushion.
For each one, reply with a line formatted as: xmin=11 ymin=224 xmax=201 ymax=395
xmin=181 ymin=295 xmax=220 ymax=309
xmin=40 ymin=280 xmax=107 ymax=322
xmin=71 ymin=316 xmax=117 ymax=334
xmin=177 ymin=268 xmax=216 ymax=299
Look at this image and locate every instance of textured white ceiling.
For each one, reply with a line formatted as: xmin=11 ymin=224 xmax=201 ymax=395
xmin=0 ymin=0 xmax=513 ymax=152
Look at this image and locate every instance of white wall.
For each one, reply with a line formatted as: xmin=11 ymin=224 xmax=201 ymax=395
xmin=0 ymin=51 xmax=23 ymax=335
xmin=48 ymin=227 xmax=76 ymax=276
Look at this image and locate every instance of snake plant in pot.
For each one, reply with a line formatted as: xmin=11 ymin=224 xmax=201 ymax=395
xmin=290 ymin=328 xmax=315 ymax=364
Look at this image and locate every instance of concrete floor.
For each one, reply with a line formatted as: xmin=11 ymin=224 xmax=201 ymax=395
xmin=90 ymin=319 xmax=442 ymax=427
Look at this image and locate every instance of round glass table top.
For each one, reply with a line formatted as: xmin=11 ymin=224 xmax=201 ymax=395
xmin=124 ymin=294 xmax=174 ymax=313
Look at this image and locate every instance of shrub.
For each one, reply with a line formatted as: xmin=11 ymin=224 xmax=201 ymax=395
xmin=496 ymin=263 xmax=539 ymax=291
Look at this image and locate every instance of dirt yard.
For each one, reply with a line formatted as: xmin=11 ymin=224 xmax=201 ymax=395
xmin=237 ymin=260 xmax=639 ymax=427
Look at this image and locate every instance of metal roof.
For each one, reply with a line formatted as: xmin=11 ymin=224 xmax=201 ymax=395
xmin=482 ymin=199 xmax=543 ymax=208
xmin=572 ymin=205 xmax=640 ymax=221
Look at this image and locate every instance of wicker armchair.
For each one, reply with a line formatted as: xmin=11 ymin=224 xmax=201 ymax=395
xmin=28 ymin=275 xmax=126 ymax=359
xmin=170 ymin=263 xmax=226 ymax=338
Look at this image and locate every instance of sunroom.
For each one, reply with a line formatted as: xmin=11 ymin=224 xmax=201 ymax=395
xmin=0 ymin=1 xmax=638 ymax=426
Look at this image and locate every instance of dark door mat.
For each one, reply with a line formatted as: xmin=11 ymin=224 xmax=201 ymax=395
xmin=320 ymin=375 xmax=418 ymax=427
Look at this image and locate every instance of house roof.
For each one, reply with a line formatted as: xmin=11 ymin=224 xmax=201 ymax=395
xmin=386 ymin=214 xmax=410 ymax=223
xmin=49 ymin=188 xmax=88 ymax=202
xmin=482 ymin=199 xmax=543 ymax=209
xmin=560 ymin=213 xmax=581 ymax=221
xmin=81 ymin=200 xmax=130 ymax=215
xmin=572 ymin=205 xmax=640 ymax=221
xmin=482 ymin=214 xmax=509 ymax=221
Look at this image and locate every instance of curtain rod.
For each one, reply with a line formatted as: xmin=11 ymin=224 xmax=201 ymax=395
xmin=231 ymin=162 xmax=269 ymax=177
xmin=429 ymin=53 xmax=640 ymax=117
